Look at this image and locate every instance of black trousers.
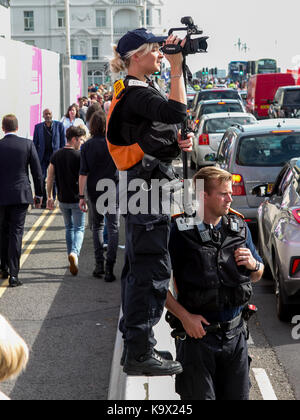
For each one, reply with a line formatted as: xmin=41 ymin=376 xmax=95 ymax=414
xmin=0 ymin=204 xmax=29 ymax=277
xmin=175 ymin=326 xmax=251 ymax=400
xmin=118 ymin=166 xmax=172 ymax=359
xmin=89 ymin=200 xmax=119 ymax=266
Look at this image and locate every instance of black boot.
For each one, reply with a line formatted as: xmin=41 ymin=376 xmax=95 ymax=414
xmin=104 ymin=263 xmax=116 ymax=283
xmin=123 ymin=349 xmax=183 ymax=377
xmin=93 ymin=261 xmax=105 ymax=278
xmin=120 ymin=347 xmax=173 ymax=366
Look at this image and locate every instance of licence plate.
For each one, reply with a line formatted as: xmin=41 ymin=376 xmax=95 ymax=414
xmin=267 ymin=183 xmax=274 ymax=193
xmin=260 ymin=105 xmax=270 ymax=109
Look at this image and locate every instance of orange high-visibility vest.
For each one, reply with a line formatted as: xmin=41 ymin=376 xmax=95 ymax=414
xmin=106 ymin=79 xmax=145 ymax=171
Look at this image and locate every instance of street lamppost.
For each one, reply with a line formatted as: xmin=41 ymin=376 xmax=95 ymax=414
xmin=144 ymin=0 xmax=147 ymax=28
xmin=63 ymin=0 xmax=71 ymax=113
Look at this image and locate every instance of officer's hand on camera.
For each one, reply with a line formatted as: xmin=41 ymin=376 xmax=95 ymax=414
xmin=181 ymin=312 xmax=210 ymax=339
xmin=163 ymin=34 xmax=187 ymax=66
xmin=234 ymin=247 xmax=256 ymax=271
xmin=178 ymin=131 xmax=193 ymax=152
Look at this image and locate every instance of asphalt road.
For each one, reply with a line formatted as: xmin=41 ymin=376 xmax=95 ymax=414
xmin=0 ymin=208 xmax=124 ymax=400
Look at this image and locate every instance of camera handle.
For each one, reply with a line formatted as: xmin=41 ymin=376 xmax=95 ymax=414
xmin=181 ymin=55 xmax=189 ymax=181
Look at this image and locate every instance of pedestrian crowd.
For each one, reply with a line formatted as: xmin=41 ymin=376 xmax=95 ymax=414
xmin=0 ymin=87 xmax=119 ymax=285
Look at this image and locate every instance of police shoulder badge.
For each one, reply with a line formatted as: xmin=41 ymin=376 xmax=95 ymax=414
xmin=114 ymin=79 xmax=126 ymax=99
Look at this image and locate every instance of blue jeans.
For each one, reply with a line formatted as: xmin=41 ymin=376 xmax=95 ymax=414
xmin=59 ymin=202 xmax=86 ymax=256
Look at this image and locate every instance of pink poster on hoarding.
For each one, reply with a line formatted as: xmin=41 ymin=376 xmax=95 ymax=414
xmin=76 ymin=60 xmax=82 ymax=101
xmin=30 ymin=47 xmax=43 ymax=137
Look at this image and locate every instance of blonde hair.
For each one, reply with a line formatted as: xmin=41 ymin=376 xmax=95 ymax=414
xmin=193 ymin=166 xmax=232 ymax=194
xmin=110 ymin=43 xmax=156 ymax=73
xmin=0 ymin=315 xmax=29 ymax=382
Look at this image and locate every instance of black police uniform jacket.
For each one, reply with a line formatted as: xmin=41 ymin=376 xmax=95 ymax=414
xmin=169 ymin=213 xmax=253 ymax=313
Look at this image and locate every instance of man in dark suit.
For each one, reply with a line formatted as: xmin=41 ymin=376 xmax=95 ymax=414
xmin=0 ymin=114 xmax=43 ymax=287
xmin=33 ymin=108 xmax=65 ymax=207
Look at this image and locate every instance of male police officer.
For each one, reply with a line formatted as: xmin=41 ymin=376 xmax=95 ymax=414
xmin=167 ymin=166 xmax=264 ymax=400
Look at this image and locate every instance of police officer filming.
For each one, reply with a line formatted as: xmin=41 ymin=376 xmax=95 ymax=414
xmin=107 ymin=28 xmax=193 ymax=376
xmin=167 ymin=166 xmax=264 ymax=400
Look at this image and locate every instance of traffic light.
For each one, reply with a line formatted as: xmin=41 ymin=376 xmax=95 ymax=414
xmin=153 ymin=70 xmax=161 ymax=76
xmin=239 ymin=64 xmax=244 ymax=75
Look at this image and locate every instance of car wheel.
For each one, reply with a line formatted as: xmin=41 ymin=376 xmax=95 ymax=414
xmin=274 ymin=261 xmax=292 ymax=322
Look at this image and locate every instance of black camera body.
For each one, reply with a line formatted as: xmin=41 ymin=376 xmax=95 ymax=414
xmin=161 ymin=16 xmax=208 ymax=56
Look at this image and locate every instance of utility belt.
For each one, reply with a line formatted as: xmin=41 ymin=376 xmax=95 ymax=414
xmin=166 ymin=304 xmax=257 ymax=341
xmin=135 ymin=153 xmax=183 ymax=193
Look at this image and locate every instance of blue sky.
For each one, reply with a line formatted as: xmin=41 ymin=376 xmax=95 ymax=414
xmin=161 ymin=0 xmax=300 ymax=73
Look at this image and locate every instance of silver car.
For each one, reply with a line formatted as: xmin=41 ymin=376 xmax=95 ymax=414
xmin=253 ymin=158 xmax=300 ymax=320
xmin=214 ymin=119 xmax=300 ymax=227
xmin=190 ymin=112 xmax=256 ymax=170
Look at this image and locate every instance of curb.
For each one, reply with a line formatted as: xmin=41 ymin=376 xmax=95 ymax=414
xmin=108 ymin=309 xmax=180 ymax=401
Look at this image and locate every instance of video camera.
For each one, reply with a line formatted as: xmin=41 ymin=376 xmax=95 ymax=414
xmin=161 ymin=16 xmax=208 ymax=57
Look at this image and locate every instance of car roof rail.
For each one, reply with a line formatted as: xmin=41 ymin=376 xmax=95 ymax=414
xmin=230 ymin=123 xmax=244 ymax=131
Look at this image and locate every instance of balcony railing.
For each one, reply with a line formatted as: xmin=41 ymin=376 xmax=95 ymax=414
xmin=113 ymin=0 xmax=142 ymax=5
xmin=114 ymin=26 xmax=136 ymax=34
xmin=0 ymin=0 xmax=10 ymax=8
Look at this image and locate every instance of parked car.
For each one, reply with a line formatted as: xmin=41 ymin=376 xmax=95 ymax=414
xmin=192 ymin=99 xmax=246 ymax=131
xmin=246 ymin=73 xmax=295 ymax=119
xmin=211 ymin=119 xmax=300 ymax=227
xmin=190 ymin=88 xmax=243 ymax=117
xmin=268 ymin=86 xmax=300 ymax=118
xmin=239 ymin=90 xmax=247 ymax=106
xmin=253 ymin=158 xmax=300 ymax=320
xmin=190 ymin=112 xmax=257 ymax=169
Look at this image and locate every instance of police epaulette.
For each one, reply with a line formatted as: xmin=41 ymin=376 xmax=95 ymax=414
xmin=229 ymin=208 xmax=245 ymax=219
xmin=171 ymin=212 xmax=184 ymax=220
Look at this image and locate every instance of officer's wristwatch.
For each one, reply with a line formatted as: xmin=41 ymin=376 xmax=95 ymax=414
xmin=249 ymin=260 xmax=261 ymax=272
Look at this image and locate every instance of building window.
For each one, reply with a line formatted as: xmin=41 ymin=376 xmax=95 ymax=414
xmin=24 ymin=11 xmax=34 ymax=32
xmin=157 ymin=9 xmax=161 ymax=25
xmin=57 ymin=10 xmax=65 ymax=28
xmin=96 ymin=10 xmax=106 ymax=27
xmin=88 ymin=70 xmax=105 ymax=86
xmin=24 ymin=40 xmax=36 ymax=46
xmin=140 ymin=8 xmax=150 ymax=26
xmin=92 ymin=39 xmax=99 ymax=60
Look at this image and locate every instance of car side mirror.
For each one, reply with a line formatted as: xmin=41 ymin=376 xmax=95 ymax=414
xmin=251 ymin=184 xmax=270 ymax=197
xmin=204 ymin=153 xmax=216 ymax=162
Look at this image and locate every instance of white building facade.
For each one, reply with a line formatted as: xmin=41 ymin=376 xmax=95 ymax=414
xmin=10 ymin=0 xmax=165 ymax=87
xmin=0 ymin=0 xmax=11 ymax=39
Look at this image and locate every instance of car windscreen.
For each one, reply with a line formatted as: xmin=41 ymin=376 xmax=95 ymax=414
xmin=283 ymin=89 xmax=300 ymax=106
xmin=204 ymin=117 xmax=255 ymax=134
xmin=236 ymin=133 xmax=300 ymax=167
xmin=198 ymin=91 xmax=240 ymax=100
xmin=202 ymin=103 xmax=243 ymax=115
